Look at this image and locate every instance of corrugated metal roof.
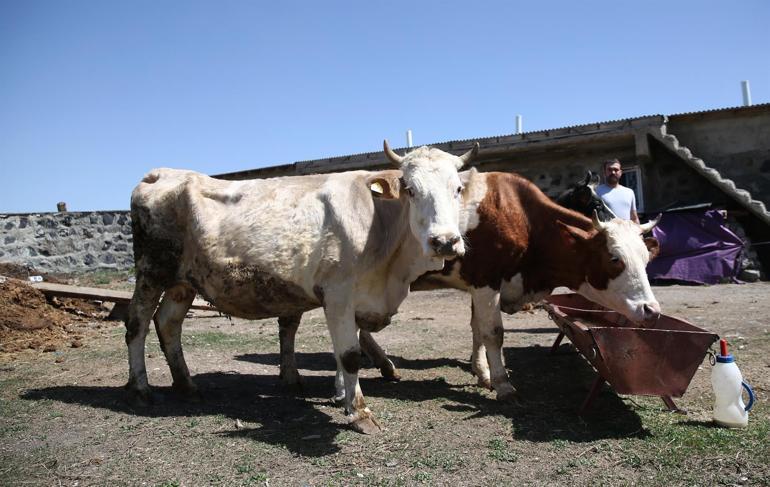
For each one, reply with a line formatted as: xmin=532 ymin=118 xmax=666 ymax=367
xmin=216 ymin=103 xmax=768 ymax=178
xmin=669 ymin=102 xmax=770 ymax=118
xmin=288 ymin=116 xmax=661 ymax=166
xmin=290 ymin=104 xmax=769 ymax=163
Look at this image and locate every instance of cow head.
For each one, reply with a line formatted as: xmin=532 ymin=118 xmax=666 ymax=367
xmin=558 ymin=212 xmax=662 ymax=324
xmin=557 ymin=171 xmax=615 ymax=222
xmin=383 ymin=140 xmax=478 ymax=259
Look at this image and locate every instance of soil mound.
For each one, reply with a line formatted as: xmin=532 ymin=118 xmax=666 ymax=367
xmin=0 ymin=278 xmax=107 ymax=354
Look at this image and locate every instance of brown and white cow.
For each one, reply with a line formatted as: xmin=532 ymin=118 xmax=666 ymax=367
xmin=279 ymin=169 xmax=661 ymax=401
xmin=124 ymin=141 xmax=478 ymax=434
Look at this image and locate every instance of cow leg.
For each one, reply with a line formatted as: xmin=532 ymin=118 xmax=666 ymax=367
xmin=332 ymin=368 xmax=346 ymax=404
xmin=324 ymin=299 xmax=381 ymax=435
xmin=359 ymin=330 xmax=400 ymax=382
xmin=470 ymin=287 xmax=516 ymax=401
xmin=125 ymin=276 xmax=163 ymax=407
xmin=278 ymin=314 xmax=303 ymax=390
xmin=470 ymin=303 xmax=491 ymax=389
xmin=153 ymin=283 xmax=198 ymax=400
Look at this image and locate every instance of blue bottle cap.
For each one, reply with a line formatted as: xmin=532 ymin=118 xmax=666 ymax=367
xmin=716 ymin=354 xmax=734 ymax=363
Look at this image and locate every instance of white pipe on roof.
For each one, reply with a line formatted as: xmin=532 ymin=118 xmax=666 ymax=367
xmin=406 ymin=129 xmax=413 ymax=148
xmin=742 ymin=80 xmax=752 ymax=107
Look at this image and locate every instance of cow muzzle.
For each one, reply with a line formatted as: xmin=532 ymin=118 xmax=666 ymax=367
xmin=429 ymin=234 xmax=464 ymax=257
xmin=640 ymin=301 xmax=661 ymax=324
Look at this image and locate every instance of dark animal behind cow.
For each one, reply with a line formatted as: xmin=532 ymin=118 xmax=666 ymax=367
xmin=556 ymin=170 xmax=615 ymax=221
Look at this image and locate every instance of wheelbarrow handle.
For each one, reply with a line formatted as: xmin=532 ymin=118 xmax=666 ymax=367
xmin=742 ymin=381 xmax=755 ymax=412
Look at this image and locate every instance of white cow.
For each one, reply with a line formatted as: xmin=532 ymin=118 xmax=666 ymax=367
xmin=124 ymin=141 xmax=478 ymax=434
xmin=278 ymin=169 xmax=662 ymax=402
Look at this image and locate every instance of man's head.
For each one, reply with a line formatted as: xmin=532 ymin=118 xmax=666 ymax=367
xmin=603 ymin=159 xmax=622 ymax=186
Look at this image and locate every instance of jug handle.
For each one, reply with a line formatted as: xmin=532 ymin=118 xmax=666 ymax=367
xmin=742 ymin=381 xmax=755 ymax=412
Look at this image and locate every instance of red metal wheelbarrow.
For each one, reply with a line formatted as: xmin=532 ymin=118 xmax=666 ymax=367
xmin=544 ymin=293 xmax=719 ymax=414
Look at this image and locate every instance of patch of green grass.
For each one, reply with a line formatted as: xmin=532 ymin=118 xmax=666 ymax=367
xmin=488 ymin=437 xmax=517 ymax=463
xmin=335 ymin=430 xmax=353 ymax=445
xmin=609 ymin=403 xmax=770 ymax=484
xmin=310 ymin=457 xmax=330 ymax=467
xmin=413 ymin=471 xmax=432 ymax=483
xmin=0 ymin=422 xmax=28 ymax=435
xmin=551 ymin=438 xmax=571 ymax=449
xmin=183 ymin=331 xmax=276 ymax=350
xmin=411 ymin=451 xmax=465 ymax=471
xmin=0 ymin=397 xmax=26 ymax=418
xmin=245 ymin=471 xmax=268 ymax=484
xmin=82 ymin=269 xmax=132 ymax=286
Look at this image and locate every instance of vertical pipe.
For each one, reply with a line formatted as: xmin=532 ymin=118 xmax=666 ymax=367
xmin=406 ymin=129 xmax=413 ymax=148
xmin=741 ymin=81 xmax=752 ymax=107
xmin=515 ymin=115 xmax=523 ymax=134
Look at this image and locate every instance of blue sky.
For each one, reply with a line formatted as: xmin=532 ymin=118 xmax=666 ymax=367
xmin=1 ymin=1 xmax=768 ymax=212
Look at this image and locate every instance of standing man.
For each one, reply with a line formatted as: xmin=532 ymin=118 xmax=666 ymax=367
xmin=596 ymin=158 xmax=639 ymax=223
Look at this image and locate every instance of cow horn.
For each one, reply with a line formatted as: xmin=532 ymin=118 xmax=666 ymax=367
xmin=638 ymin=213 xmax=662 ymax=233
xmin=383 ymin=140 xmax=403 ymax=167
xmin=458 ymin=142 xmax=480 ymax=166
xmin=591 ymin=210 xmax=607 ymax=231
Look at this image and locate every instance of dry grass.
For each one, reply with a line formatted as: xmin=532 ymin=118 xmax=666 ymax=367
xmin=1 ymin=283 xmax=768 ymax=486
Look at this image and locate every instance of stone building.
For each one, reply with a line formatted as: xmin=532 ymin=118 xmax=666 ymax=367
xmin=215 ymin=103 xmax=770 ymax=276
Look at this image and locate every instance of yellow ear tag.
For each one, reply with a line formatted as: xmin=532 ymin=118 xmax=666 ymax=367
xmin=370 ymin=181 xmax=384 ymax=194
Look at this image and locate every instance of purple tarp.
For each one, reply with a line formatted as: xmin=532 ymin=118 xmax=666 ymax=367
xmin=646 ymin=210 xmax=744 ymax=285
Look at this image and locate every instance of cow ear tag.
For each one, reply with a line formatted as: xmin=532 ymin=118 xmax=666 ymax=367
xmin=370 ymin=181 xmax=384 ymax=195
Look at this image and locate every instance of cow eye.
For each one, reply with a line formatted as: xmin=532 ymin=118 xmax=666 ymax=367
xmin=610 ymin=255 xmax=621 ymax=263
xmin=406 ymin=187 xmax=415 ymax=197
xmin=456 ymin=185 xmax=463 ymax=195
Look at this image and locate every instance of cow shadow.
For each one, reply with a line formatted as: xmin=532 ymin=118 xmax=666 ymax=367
xmin=23 ymin=344 xmax=647 ymax=452
xmin=235 ymin=352 xmax=471 ymax=374
xmin=236 ymin=351 xmax=336 ymax=371
xmin=359 ymin=343 xmax=649 ymax=443
xmin=233 ymin=343 xmax=646 ymax=442
xmin=21 ymin=372 xmax=346 ymax=457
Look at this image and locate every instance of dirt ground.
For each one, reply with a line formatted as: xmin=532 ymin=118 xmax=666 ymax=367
xmin=1 ymin=281 xmax=768 ymax=486
xmin=0 ymin=272 xmax=110 ymax=353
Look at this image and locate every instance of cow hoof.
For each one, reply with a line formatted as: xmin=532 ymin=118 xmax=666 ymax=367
xmin=279 ymin=370 xmax=304 ymax=388
xmin=380 ymin=367 xmax=401 ymax=382
xmin=350 ymin=413 xmax=382 ymax=435
xmin=477 ymin=377 xmax=493 ymax=390
xmin=496 ymin=388 xmax=518 ymax=403
xmin=279 ymin=372 xmax=304 ymax=395
xmin=125 ymin=387 xmax=153 ymax=408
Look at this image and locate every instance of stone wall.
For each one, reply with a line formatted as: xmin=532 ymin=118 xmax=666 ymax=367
xmin=0 ymin=211 xmax=134 ymax=274
xmin=667 ymin=108 xmax=770 ymax=210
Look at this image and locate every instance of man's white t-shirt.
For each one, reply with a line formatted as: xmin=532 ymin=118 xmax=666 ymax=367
xmin=596 ymin=184 xmax=636 ymax=220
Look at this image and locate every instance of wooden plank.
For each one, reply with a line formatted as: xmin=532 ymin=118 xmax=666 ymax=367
xmin=29 ymin=282 xmax=215 ymax=311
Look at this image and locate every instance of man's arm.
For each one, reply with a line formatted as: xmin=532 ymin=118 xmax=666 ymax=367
xmin=630 ymin=189 xmax=640 ymax=224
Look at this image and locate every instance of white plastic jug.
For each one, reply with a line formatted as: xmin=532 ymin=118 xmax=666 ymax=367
xmin=711 ymin=339 xmax=755 ymax=428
